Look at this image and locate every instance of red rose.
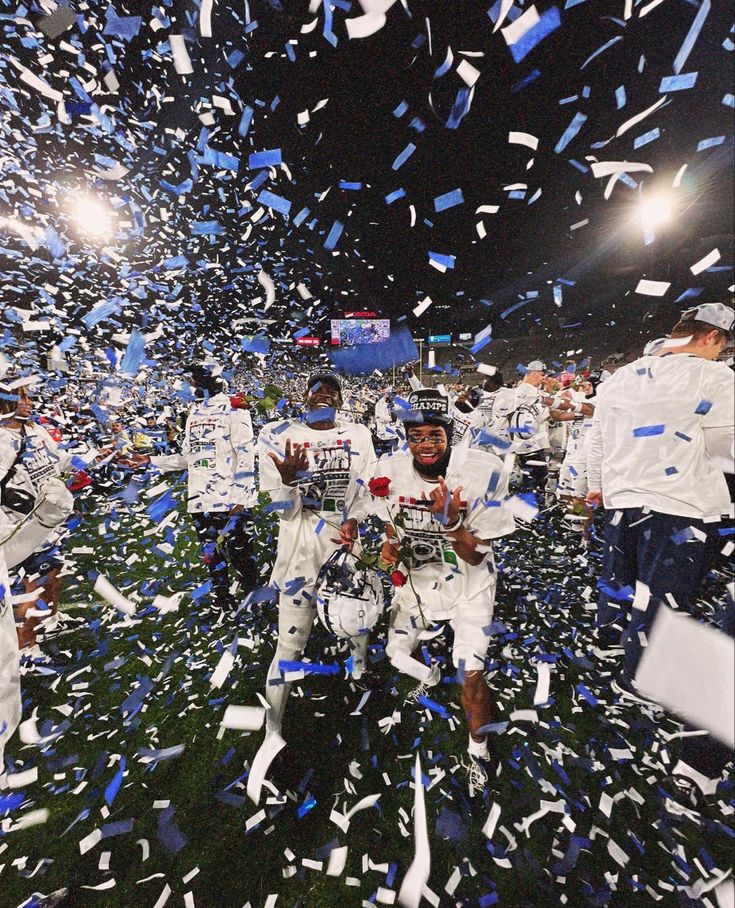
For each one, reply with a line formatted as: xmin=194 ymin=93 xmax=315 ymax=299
xmin=369 ymin=476 xmax=391 ymax=498
xmin=67 ymin=471 xmax=91 ymax=492
xmin=390 ymin=570 xmax=407 ymax=587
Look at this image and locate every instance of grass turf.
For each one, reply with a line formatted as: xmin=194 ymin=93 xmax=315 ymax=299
xmin=1 ymin=481 xmax=733 ymax=908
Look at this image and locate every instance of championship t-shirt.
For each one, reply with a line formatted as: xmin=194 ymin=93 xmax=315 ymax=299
xmin=371 ymin=448 xmax=515 ymax=618
xmin=0 ymin=423 xmax=71 ymax=521
xmin=258 ymin=419 xmax=377 ymax=590
xmin=152 ymin=394 xmax=256 ymax=512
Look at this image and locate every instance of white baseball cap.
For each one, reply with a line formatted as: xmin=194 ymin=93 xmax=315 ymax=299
xmin=526 ymin=360 xmax=547 ymax=372
xmin=681 ymin=303 xmax=734 ymax=336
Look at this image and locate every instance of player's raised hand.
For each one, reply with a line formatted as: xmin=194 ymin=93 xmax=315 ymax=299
xmin=268 ymin=438 xmax=308 ymax=486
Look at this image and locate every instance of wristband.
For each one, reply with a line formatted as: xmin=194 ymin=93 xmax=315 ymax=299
xmin=442 ymin=515 xmax=464 ymax=533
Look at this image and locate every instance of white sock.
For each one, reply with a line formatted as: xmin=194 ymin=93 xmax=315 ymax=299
xmin=468 ymin=734 xmax=489 ymax=759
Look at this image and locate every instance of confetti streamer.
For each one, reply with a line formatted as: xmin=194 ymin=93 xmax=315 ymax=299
xmin=398 ymin=753 xmax=430 ymax=908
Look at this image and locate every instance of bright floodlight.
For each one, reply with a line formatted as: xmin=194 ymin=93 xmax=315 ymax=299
xmin=639 ymin=193 xmax=673 ymax=233
xmin=72 ymin=196 xmax=112 ymax=239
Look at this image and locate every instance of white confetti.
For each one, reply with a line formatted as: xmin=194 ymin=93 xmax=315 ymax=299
xmin=398 ymin=753 xmax=430 ymax=908
xmin=635 ymin=279 xmax=671 ymax=296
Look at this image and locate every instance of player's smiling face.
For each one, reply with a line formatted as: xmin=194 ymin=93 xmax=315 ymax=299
xmin=407 ymin=425 xmax=448 ymax=468
xmin=306 ymin=380 xmax=341 ymax=410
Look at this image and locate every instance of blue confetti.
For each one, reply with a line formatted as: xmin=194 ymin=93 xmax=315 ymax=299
xmin=673 ymin=0 xmax=711 ymax=75
xmin=428 ymin=251 xmax=456 ymax=270
xmin=555 ymin=112 xmax=587 ymax=153
xmin=385 ymin=188 xmax=406 ymax=204
xmin=697 ymin=136 xmax=725 ymax=151
xmin=324 ymin=220 xmax=344 ymax=251
xmin=297 ymin=796 xmax=317 ymax=819
xmin=103 ymin=5 xmax=141 ymax=40
xmin=632 ymin=424 xmax=665 ymax=437
xmin=104 ymin=755 xmax=126 ymax=806
xmin=248 ymin=149 xmax=282 ymax=169
xmin=511 ymin=69 xmax=541 ymax=92
xmin=257 ymin=190 xmax=291 ymax=217
xmin=392 ymin=143 xmax=417 ymax=170
xmin=634 ymin=127 xmax=660 ymax=149
xmin=119 ymin=329 xmax=146 ymax=377
xmin=575 ymin=683 xmax=600 ymax=706
xmin=434 ymin=188 xmax=464 ymax=212
xmin=509 ymin=6 xmax=561 ymax=63
xmin=278 ymin=660 xmax=341 ymax=676
xmin=660 ymin=72 xmax=698 ymax=92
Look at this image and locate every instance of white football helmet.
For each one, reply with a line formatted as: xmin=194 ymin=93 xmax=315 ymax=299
xmin=315 ymin=549 xmax=384 ymax=639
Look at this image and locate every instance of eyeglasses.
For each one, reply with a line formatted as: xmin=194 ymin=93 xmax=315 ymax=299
xmin=407 ymin=431 xmax=446 ymax=445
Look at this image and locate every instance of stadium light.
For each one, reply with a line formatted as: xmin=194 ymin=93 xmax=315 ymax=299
xmin=638 ymin=192 xmax=673 ymax=234
xmin=72 ymin=196 xmax=113 ymax=239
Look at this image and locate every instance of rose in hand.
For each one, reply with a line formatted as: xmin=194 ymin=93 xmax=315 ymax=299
xmin=368 ymin=476 xmax=391 ymax=498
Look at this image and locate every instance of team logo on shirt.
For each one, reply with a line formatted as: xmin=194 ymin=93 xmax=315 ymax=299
xmin=22 ymin=438 xmax=60 ymax=488
xmin=298 ymin=439 xmax=354 ymax=513
xmin=189 ymin=417 xmax=225 ymax=470
xmin=397 ymin=495 xmax=468 ymax=569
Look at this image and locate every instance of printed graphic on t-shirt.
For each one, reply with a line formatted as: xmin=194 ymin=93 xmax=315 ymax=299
xmin=22 ymin=440 xmax=59 ymax=488
xmin=189 ymin=417 xmax=224 ymax=470
xmin=397 ymin=495 xmax=468 ymax=570
xmin=298 ymin=439 xmax=353 ymax=512
xmin=453 ymin=415 xmax=470 ymax=442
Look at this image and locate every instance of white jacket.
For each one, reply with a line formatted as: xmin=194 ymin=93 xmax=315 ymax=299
xmin=1 ymin=481 xmax=74 ymax=768
xmin=151 ymin=394 xmax=256 ymax=513
xmin=0 ymin=422 xmax=73 ymax=518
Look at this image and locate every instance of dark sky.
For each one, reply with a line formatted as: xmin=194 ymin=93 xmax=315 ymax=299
xmin=0 ymin=0 xmax=732 ymax=358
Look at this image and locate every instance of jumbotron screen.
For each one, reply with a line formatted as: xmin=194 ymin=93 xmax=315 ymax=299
xmin=330 ymin=319 xmax=391 ymax=346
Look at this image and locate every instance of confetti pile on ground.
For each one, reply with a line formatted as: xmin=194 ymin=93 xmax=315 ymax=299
xmin=1 ymin=487 xmax=732 ymax=907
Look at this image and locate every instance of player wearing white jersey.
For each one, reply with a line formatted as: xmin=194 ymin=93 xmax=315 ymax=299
xmin=0 ymin=377 xmax=76 ymax=649
xmin=371 ymin=389 xmax=515 ymax=795
xmin=138 ymin=365 xmax=258 ymax=611
xmin=1 ymin=478 xmax=74 ymax=768
xmin=254 ymin=371 xmax=377 ymax=757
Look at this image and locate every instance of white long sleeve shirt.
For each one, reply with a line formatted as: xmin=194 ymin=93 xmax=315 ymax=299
xmin=588 ymin=354 xmax=734 ymax=520
xmin=1 ymin=490 xmax=74 ymax=767
xmin=511 ymin=383 xmax=550 ymax=454
xmin=0 ymin=422 xmax=73 ymax=521
xmin=151 ymin=394 xmax=256 ymax=513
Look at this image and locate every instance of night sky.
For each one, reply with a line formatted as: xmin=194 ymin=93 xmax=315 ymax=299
xmin=0 ymin=0 xmax=733 ymax=357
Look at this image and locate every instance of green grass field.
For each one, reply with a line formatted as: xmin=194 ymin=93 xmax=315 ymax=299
xmin=1 ymin=479 xmax=732 ymax=908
